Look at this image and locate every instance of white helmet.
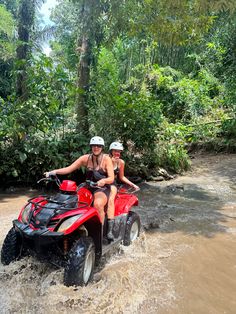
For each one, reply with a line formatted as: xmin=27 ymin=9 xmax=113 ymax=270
xmin=109 ymin=142 xmax=124 ymax=151
xmin=90 ymin=136 xmax=105 ymax=146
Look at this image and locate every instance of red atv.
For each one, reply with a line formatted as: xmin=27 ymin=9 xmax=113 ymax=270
xmin=1 ymin=175 xmax=140 ymax=286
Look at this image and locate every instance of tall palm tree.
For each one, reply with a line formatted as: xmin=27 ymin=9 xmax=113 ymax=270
xmin=16 ymin=0 xmax=45 ymax=99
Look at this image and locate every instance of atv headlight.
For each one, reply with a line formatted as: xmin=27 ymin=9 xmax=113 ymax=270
xmin=57 ymin=214 xmax=83 ymax=232
xmin=21 ymin=203 xmax=32 ymax=224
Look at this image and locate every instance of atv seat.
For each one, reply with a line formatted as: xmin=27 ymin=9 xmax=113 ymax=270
xmin=53 ymin=192 xmax=78 ymax=209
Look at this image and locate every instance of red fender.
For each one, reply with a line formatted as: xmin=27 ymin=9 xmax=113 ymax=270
xmin=114 ymin=194 xmax=138 ymax=215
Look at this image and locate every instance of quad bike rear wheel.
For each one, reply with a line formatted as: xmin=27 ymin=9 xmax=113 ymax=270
xmin=123 ymin=211 xmax=141 ymax=246
xmin=1 ymin=227 xmax=23 ymax=265
xmin=64 ymin=237 xmax=95 ymax=286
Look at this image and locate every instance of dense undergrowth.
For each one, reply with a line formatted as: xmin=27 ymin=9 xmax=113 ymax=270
xmin=1 ymin=56 xmax=235 ymax=185
xmin=1 ymin=1 xmax=236 ymax=186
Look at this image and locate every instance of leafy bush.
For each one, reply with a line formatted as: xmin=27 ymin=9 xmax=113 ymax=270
xmin=156 ymin=122 xmax=191 ymax=173
xmin=221 ymin=119 xmax=236 ymax=138
xmin=87 ymin=48 xmax=164 ymax=176
xmin=89 ymin=47 xmax=163 ymax=163
xmin=146 ymin=66 xmax=223 ymax=123
xmin=0 ymin=132 xmax=88 ymax=186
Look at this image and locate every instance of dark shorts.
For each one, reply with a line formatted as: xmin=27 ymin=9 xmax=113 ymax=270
xmin=88 ymin=185 xmax=111 ymax=200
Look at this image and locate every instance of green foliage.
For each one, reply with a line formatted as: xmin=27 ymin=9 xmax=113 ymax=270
xmin=0 ymin=4 xmax=14 ymax=38
xmin=2 ymin=0 xmax=236 ymax=186
xmin=89 ymin=47 xmax=163 ymax=152
xmin=88 ymin=47 xmax=120 ymax=141
xmin=155 ymin=122 xmax=191 ymax=173
xmin=221 ymin=119 xmax=236 ymax=138
xmin=0 ymin=0 xmax=18 ymax=18
xmin=0 ymin=51 xmax=84 ymax=184
xmin=0 ymin=54 xmax=76 ymax=141
xmin=157 ymin=144 xmax=190 ymax=173
xmin=50 ymin=0 xmax=79 ymax=69
xmin=146 ymin=66 xmax=223 ymax=123
xmin=0 ymin=132 xmax=88 ymax=184
xmin=114 ymin=92 xmax=163 ymax=151
xmin=0 ymin=5 xmax=15 ymax=98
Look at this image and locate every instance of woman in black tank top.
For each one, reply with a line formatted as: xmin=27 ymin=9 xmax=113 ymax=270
xmin=85 ymin=153 xmax=111 ymax=199
xmin=45 ymin=136 xmax=114 ymax=225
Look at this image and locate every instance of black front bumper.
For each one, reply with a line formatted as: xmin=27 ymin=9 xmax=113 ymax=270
xmin=13 ymin=220 xmax=64 ymax=247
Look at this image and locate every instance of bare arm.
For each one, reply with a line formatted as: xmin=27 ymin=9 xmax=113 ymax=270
xmin=118 ymin=160 xmax=139 ymax=189
xmin=47 ymin=155 xmax=88 ymax=176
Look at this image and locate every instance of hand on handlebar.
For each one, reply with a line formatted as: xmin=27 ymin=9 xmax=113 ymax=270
xmin=86 ymin=180 xmax=104 ymax=189
xmin=44 ymin=171 xmax=56 ymax=178
xmin=97 ymin=179 xmax=106 ymax=187
xmin=39 ymin=172 xmax=60 ymax=187
xmin=132 ymin=184 xmax=140 ymax=191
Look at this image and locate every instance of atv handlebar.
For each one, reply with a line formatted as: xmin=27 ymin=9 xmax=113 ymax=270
xmin=38 ymin=174 xmax=61 ymax=187
xmin=85 ymin=180 xmax=106 ymax=190
xmin=85 ymin=181 xmax=140 ymax=193
xmin=117 ymin=184 xmax=140 ymax=194
xmin=38 ymin=176 xmax=140 ymax=194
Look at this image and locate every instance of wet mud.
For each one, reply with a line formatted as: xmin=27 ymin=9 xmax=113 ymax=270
xmin=0 ymin=153 xmax=236 ymax=313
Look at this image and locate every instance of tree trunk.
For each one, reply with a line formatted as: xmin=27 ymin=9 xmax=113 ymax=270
xmin=76 ymin=34 xmax=90 ymax=135
xmin=76 ymin=0 xmax=95 ymax=136
xmin=16 ymin=0 xmax=34 ymax=99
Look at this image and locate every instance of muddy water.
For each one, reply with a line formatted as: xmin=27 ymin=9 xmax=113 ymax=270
xmin=1 ymin=154 xmax=236 ymax=314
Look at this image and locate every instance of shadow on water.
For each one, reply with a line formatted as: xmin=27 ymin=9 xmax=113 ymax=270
xmin=136 ymin=180 xmax=235 ymax=238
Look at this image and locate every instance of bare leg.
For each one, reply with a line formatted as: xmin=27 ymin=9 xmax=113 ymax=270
xmin=93 ymin=192 xmax=107 ymax=224
xmin=107 ymin=185 xmax=117 ymax=219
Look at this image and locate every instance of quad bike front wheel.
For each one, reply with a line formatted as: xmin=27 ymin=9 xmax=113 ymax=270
xmin=123 ymin=211 xmax=141 ymax=246
xmin=64 ymin=237 xmax=95 ymax=286
xmin=1 ymin=227 xmax=23 ymax=265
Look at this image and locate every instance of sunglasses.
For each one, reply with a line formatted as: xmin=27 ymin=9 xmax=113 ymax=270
xmin=91 ymin=145 xmax=103 ymax=148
